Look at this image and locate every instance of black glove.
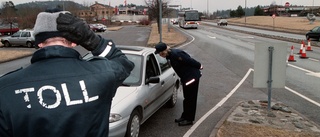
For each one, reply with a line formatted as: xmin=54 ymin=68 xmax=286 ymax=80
xmin=56 ymin=13 xmax=101 ymax=51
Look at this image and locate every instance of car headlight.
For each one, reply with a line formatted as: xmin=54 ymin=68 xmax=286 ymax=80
xmin=109 ymin=113 xmax=122 ymax=123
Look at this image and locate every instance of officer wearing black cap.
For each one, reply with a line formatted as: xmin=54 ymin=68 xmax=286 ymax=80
xmin=155 ymin=42 xmax=203 ymax=126
xmin=0 ymin=10 xmax=134 ymax=137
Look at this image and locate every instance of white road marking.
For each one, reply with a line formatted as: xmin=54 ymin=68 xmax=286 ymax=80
xmin=306 ymin=72 xmax=320 ymax=78
xmin=285 ymin=86 xmax=320 ymax=107
xmin=183 ymin=68 xmax=254 ymax=137
xmin=288 ymin=63 xmax=320 ymax=78
xmin=175 ymin=27 xmax=195 ymax=49
xmin=287 ymin=63 xmax=314 ymax=73
xmin=207 ymin=35 xmax=216 ymax=39
xmin=309 ymin=58 xmax=320 ymax=62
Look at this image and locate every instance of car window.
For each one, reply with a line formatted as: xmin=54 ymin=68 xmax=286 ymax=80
xmin=123 ymin=54 xmax=142 ymax=86
xmin=21 ymin=32 xmax=29 ymax=37
xmin=155 ymin=54 xmax=171 ymax=73
xmin=145 ymin=54 xmax=160 ymax=81
xmin=146 ymin=58 xmax=156 ymax=80
xmin=312 ymin=27 xmax=317 ymax=32
xmin=12 ymin=32 xmax=21 ymax=37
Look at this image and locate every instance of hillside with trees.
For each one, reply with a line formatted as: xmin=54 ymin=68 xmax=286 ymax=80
xmin=0 ymin=1 xmax=86 ymax=29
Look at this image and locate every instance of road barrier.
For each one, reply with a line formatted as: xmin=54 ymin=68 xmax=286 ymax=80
xmin=299 ymin=41 xmax=304 ymax=54
xmin=306 ymin=39 xmax=313 ymax=51
xmin=299 ymin=43 xmax=309 ymax=59
xmin=288 ymin=46 xmax=296 ymax=62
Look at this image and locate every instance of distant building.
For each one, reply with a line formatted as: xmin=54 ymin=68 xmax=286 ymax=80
xmin=264 ymin=4 xmax=320 ymax=17
xmin=76 ymin=1 xmax=148 ymax=23
xmin=115 ymin=5 xmax=148 ymax=15
xmin=77 ymin=1 xmax=115 ymax=21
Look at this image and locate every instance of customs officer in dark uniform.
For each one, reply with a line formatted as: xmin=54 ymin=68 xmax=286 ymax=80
xmin=0 ymin=10 xmax=134 ymax=137
xmin=155 ymin=42 xmax=203 ymax=126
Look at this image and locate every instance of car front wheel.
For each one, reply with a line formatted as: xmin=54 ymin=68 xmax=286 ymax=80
xmin=26 ymin=42 xmax=33 ymax=48
xmin=3 ymin=41 xmax=11 ymax=47
xmin=166 ymin=82 xmax=179 ymax=108
xmin=125 ymin=110 xmax=141 ymax=137
xmin=306 ymin=35 xmax=310 ymax=40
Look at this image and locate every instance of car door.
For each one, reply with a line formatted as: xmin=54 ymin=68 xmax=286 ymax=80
xmin=310 ymin=26 xmax=320 ymax=38
xmin=143 ymin=53 xmax=163 ymax=119
xmin=18 ymin=31 xmax=29 ymax=46
xmin=155 ymin=54 xmax=176 ymax=102
xmin=9 ymin=31 xmax=21 ymax=45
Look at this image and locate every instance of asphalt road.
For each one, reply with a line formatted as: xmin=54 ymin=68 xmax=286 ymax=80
xmin=1 ymin=24 xmax=320 ymax=137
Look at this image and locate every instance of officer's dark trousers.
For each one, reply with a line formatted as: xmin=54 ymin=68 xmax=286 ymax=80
xmin=181 ymin=78 xmax=200 ymax=121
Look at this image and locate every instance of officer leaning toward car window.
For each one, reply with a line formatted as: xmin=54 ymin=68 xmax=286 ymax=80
xmin=155 ymin=42 xmax=203 ymax=126
xmin=0 ymin=9 xmax=134 ymax=137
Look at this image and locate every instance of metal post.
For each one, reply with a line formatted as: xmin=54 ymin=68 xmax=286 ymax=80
xmin=159 ymin=0 xmax=162 ymax=43
xmin=207 ymin=0 xmax=209 ymax=18
xmin=267 ymin=46 xmax=274 ymax=112
xmin=167 ymin=4 xmax=170 ymax=32
xmin=273 ymin=17 xmax=275 ymax=30
xmin=245 ymin=0 xmax=247 ymax=25
xmin=312 ymin=0 xmax=314 ymax=14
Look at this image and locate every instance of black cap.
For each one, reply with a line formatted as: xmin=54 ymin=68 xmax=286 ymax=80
xmin=154 ymin=42 xmax=167 ymax=54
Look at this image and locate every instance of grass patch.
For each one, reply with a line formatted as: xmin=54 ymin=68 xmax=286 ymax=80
xmin=0 ymin=48 xmax=34 ymax=63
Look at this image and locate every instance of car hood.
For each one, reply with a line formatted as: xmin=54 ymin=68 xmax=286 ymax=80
xmin=0 ymin=36 xmax=10 ymax=40
xmin=111 ymin=86 xmax=138 ymax=108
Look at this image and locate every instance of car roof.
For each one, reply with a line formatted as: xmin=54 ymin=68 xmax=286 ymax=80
xmin=19 ymin=29 xmax=33 ymax=32
xmin=116 ymin=45 xmax=155 ymax=56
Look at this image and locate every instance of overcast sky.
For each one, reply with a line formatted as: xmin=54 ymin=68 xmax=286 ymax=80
xmin=3 ymin=0 xmax=320 ymax=13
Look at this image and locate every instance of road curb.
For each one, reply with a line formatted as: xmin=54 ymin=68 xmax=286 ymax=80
xmin=209 ymin=101 xmax=243 ymax=137
xmin=209 ymin=100 xmax=320 ymax=137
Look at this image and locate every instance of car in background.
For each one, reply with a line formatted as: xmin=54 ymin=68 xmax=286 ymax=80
xmin=217 ymin=19 xmax=228 ymax=26
xmin=83 ymin=46 xmax=181 ymax=137
xmin=89 ymin=23 xmax=107 ymax=32
xmin=306 ymin=26 xmax=320 ymax=41
xmin=0 ymin=29 xmax=35 ymax=48
xmin=171 ymin=19 xmax=178 ymax=25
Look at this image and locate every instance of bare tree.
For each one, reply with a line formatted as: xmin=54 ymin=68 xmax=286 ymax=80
xmin=145 ymin=0 xmax=172 ymax=33
xmin=16 ymin=5 xmax=43 ymax=29
xmin=0 ymin=1 xmax=18 ymax=23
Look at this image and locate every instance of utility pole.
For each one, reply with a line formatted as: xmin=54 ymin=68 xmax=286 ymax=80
xmin=312 ymin=0 xmax=314 ymax=14
xmin=207 ymin=0 xmax=209 ymax=19
xmin=245 ymin=0 xmax=247 ymax=25
xmin=159 ymin=0 xmax=162 ymax=43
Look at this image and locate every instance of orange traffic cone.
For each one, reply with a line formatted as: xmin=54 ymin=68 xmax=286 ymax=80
xmin=288 ymin=46 xmax=296 ymax=62
xmin=306 ymin=39 xmax=313 ymax=51
xmin=298 ymin=41 xmax=304 ymax=54
xmin=299 ymin=44 xmax=308 ymax=59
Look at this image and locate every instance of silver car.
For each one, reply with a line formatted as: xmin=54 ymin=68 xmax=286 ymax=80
xmin=83 ymin=45 xmax=180 ymax=137
xmin=0 ymin=29 xmax=35 ymax=48
xmin=100 ymin=46 xmax=180 ymax=137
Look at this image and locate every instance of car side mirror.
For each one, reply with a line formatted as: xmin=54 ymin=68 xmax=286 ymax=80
xmin=146 ymin=76 xmax=160 ymax=84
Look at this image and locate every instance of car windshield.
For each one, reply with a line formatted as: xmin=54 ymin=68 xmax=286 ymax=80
xmin=185 ymin=11 xmax=199 ymax=21
xmin=123 ymin=54 xmax=142 ymax=86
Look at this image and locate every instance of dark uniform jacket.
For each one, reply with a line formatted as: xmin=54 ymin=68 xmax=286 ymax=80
xmin=0 ymin=39 xmax=134 ymax=137
xmin=166 ymin=49 xmax=202 ymax=84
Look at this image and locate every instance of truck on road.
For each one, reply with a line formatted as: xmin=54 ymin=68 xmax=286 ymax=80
xmin=0 ymin=23 xmax=19 ymax=35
